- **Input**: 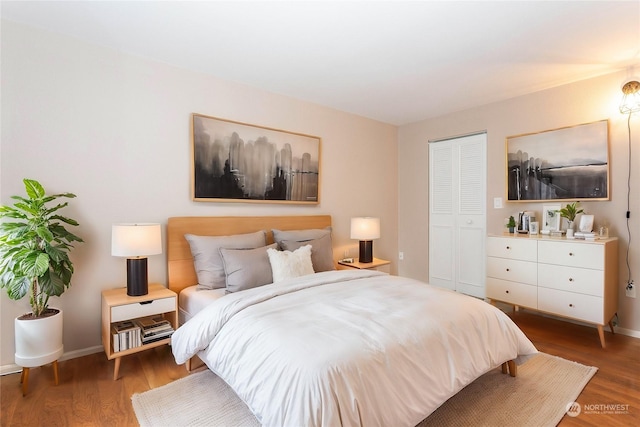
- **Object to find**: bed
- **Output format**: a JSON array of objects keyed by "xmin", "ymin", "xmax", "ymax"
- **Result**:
[{"xmin": 168, "ymin": 215, "xmax": 537, "ymax": 427}]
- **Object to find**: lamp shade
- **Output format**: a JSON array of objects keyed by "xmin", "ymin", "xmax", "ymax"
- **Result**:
[
  {"xmin": 112, "ymin": 223, "xmax": 162, "ymax": 257},
  {"xmin": 350, "ymin": 217, "xmax": 380, "ymax": 240},
  {"xmin": 620, "ymin": 80, "xmax": 640, "ymax": 114}
]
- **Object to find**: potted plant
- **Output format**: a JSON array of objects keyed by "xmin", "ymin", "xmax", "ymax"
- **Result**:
[
  {"xmin": 559, "ymin": 201, "xmax": 584, "ymax": 232},
  {"xmin": 506, "ymin": 216, "xmax": 516, "ymax": 233},
  {"xmin": 0, "ymin": 179, "xmax": 83, "ymax": 386}
]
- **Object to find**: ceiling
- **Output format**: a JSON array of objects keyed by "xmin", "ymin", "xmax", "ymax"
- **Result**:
[{"xmin": 2, "ymin": 1, "xmax": 639, "ymax": 125}]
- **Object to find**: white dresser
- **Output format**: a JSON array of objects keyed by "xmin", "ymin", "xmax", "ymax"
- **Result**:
[{"xmin": 487, "ymin": 234, "xmax": 618, "ymax": 348}]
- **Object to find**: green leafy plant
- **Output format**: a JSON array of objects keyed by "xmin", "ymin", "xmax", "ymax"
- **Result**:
[
  {"xmin": 506, "ymin": 216, "xmax": 516, "ymax": 228},
  {"xmin": 559, "ymin": 201, "xmax": 584, "ymax": 223},
  {"xmin": 0, "ymin": 179, "xmax": 83, "ymax": 317}
]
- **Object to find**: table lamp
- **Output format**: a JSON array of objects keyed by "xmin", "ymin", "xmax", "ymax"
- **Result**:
[
  {"xmin": 112, "ymin": 223, "xmax": 162, "ymax": 296},
  {"xmin": 350, "ymin": 217, "xmax": 380, "ymax": 263}
]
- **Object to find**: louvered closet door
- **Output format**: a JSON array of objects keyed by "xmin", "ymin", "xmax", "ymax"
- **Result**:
[{"xmin": 429, "ymin": 133, "xmax": 486, "ymax": 298}]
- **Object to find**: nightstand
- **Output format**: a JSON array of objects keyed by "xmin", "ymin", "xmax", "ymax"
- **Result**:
[
  {"xmin": 337, "ymin": 257, "xmax": 391, "ymax": 273},
  {"xmin": 101, "ymin": 283, "xmax": 177, "ymax": 380}
]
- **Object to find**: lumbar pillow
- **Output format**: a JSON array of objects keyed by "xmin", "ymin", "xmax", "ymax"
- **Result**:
[
  {"xmin": 267, "ymin": 245, "xmax": 314, "ymax": 283},
  {"xmin": 184, "ymin": 231, "xmax": 266, "ymax": 289},
  {"xmin": 272, "ymin": 227, "xmax": 332, "ymax": 246},
  {"xmin": 279, "ymin": 233, "xmax": 335, "ymax": 272},
  {"xmin": 219, "ymin": 244, "xmax": 277, "ymax": 293}
]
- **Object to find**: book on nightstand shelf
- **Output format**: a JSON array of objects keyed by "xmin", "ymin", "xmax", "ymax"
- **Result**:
[
  {"xmin": 111, "ymin": 315, "xmax": 175, "ymax": 352},
  {"xmin": 112, "ymin": 320, "xmax": 141, "ymax": 352},
  {"xmin": 134, "ymin": 315, "xmax": 175, "ymax": 344}
]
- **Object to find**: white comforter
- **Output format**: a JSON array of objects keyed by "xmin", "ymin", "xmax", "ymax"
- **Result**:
[{"xmin": 172, "ymin": 270, "xmax": 537, "ymax": 427}]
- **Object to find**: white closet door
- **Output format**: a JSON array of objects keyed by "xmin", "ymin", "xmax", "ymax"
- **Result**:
[{"xmin": 429, "ymin": 133, "xmax": 486, "ymax": 297}]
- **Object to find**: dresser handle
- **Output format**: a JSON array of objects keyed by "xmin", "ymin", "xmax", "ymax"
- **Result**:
[
  {"xmin": 505, "ymin": 290, "xmax": 509, "ymax": 294},
  {"xmin": 506, "ymin": 246, "xmax": 510, "ymax": 250},
  {"xmin": 569, "ymin": 278, "xmax": 574, "ymax": 282},
  {"xmin": 569, "ymin": 252, "xmax": 574, "ymax": 256},
  {"xmin": 569, "ymin": 303, "xmax": 574, "ymax": 307},
  {"xmin": 506, "ymin": 268, "xmax": 510, "ymax": 272}
]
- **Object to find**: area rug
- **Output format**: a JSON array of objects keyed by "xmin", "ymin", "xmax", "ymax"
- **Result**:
[{"xmin": 132, "ymin": 352, "xmax": 596, "ymax": 427}]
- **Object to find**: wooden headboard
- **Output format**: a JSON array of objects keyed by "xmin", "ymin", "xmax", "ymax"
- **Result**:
[{"xmin": 167, "ymin": 215, "xmax": 332, "ymax": 294}]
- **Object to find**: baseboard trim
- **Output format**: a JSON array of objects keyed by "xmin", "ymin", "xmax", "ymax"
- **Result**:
[{"xmin": 1, "ymin": 345, "xmax": 104, "ymax": 376}]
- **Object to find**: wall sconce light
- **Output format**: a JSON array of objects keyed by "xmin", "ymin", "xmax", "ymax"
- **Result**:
[
  {"xmin": 350, "ymin": 217, "xmax": 380, "ymax": 263},
  {"xmin": 619, "ymin": 79, "xmax": 637, "ymax": 295},
  {"xmin": 619, "ymin": 80, "xmax": 640, "ymax": 114},
  {"xmin": 112, "ymin": 223, "xmax": 162, "ymax": 296}
]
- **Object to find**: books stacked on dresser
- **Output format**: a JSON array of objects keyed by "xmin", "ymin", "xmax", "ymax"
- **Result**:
[
  {"xmin": 134, "ymin": 315, "xmax": 175, "ymax": 345},
  {"xmin": 111, "ymin": 320, "xmax": 141, "ymax": 353}
]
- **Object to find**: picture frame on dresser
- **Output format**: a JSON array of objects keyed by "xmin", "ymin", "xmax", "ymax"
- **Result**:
[
  {"xmin": 191, "ymin": 113, "xmax": 321, "ymax": 204},
  {"xmin": 542, "ymin": 204, "xmax": 561, "ymax": 231},
  {"xmin": 579, "ymin": 214, "xmax": 595, "ymax": 233}
]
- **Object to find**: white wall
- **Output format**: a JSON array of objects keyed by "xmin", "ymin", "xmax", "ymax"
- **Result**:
[
  {"xmin": 398, "ymin": 70, "xmax": 640, "ymax": 334},
  {"xmin": 0, "ymin": 21, "xmax": 398, "ymax": 369}
]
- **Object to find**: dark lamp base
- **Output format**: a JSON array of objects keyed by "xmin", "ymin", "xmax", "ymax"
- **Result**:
[
  {"xmin": 358, "ymin": 240, "xmax": 373, "ymax": 263},
  {"xmin": 126, "ymin": 258, "xmax": 149, "ymax": 296}
]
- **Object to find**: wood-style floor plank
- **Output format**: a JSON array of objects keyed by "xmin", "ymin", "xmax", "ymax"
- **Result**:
[{"xmin": 1, "ymin": 310, "xmax": 638, "ymax": 426}]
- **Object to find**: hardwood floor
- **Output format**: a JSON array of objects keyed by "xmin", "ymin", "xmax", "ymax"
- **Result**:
[{"xmin": 1, "ymin": 310, "xmax": 639, "ymax": 426}]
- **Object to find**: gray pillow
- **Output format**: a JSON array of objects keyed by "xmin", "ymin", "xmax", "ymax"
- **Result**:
[
  {"xmin": 272, "ymin": 227, "xmax": 332, "ymax": 244},
  {"xmin": 280, "ymin": 233, "xmax": 335, "ymax": 272},
  {"xmin": 220, "ymin": 244, "xmax": 278, "ymax": 292},
  {"xmin": 184, "ymin": 231, "xmax": 266, "ymax": 289}
]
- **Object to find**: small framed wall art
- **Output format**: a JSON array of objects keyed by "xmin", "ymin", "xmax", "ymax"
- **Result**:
[{"xmin": 191, "ymin": 113, "xmax": 321, "ymax": 204}]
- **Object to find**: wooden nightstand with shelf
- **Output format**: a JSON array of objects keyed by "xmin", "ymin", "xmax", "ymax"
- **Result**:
[
  {"xmin": 101, "ymin": 283, "xmax": 177, "ymax": 380},
  {"xmin": 337, "ymin": 257, "xmax": 391, "ymax": 273}
]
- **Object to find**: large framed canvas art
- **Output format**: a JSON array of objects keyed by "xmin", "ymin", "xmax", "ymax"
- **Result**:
[
  {"xmin": 506, "ymin": 120, "xmax": 609, "ymax": 202},
  {"xmin": 191, "ymin": 114, "xmax": 321, "ymax": 204}
]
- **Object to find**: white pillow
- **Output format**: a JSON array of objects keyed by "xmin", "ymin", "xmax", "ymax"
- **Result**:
[{"xmin": 267, "ymin": 245, "xmax": 315, "ymax": 283}]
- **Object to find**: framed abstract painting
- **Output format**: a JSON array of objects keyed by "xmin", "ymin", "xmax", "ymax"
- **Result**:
[
  {"xmin": 506, "ymin": 120, "xmax": 609, "ymax": 202},
  {"xmin": 191, "ymin": 114, "xmax": 321, "ymax": 204}
]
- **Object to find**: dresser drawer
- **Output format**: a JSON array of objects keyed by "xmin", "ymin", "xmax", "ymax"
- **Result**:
[
  {"xmin": 487, "ymin": 278, "xmax": 537, "ymax": 308},
  {"xmin": 538, "ymin": 287, "xmax": 603, "ymax": 324},
  {"xmin": 538, "ymin": 241, "xmax": 604, "ymax": 269},
  {"xmin": 111, "ymin": 296, "xmax": 176, "ymax": 322},
  {"xmin": 538, "ymin": 264, "xmax": 603, "ymax": 297},
  {"xmin": 487, "ymin": 257, "xmax": 537, "ymax": 285},
  {"xmin": 487, "ymin": 237, "xmax": 537, "ymax": 261}
]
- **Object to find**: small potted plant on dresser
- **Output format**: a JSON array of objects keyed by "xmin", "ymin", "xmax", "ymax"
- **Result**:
[
  {"xmin": 506, "ymin": 216, "xmax": 516, "ymax": 233},
  {"xmin": 559, "ymin": 201, "xmax": 584, "ymax": 238},
  {"xmin": 0, "ymin": 179, "xmax": 83, "ymax": 395}
]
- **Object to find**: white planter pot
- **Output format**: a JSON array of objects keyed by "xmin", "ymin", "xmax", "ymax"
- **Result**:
[{"xmin": 15, "ymin": 309, "xmax": 64, "ymax": 367}]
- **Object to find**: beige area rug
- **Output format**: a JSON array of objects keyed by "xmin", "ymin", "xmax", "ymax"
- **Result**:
[{"xmin": 132, "ymin": 353, "xmax": 596, "ymax": 427}]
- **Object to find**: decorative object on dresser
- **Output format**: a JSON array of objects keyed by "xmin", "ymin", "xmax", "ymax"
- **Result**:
[
  {"xmin": 529, "ymin": 221, "xmax": 539, "ymax": 235},
  {"xmin": 506, "ymin": 120, "xmax": 609, "ymax": 201},
  {"xmin": 101, "ymin": 284, "xmax": 177, "ymax": 380},
  {"xmin": 111, "ymin": 223, "xmax": 162, "ymax": 296},
  {"xmin": 541, "ymin": 204, "xmax": 561, "ymax": 233},
  {"xmin": 191, "ymin": 113, "xmax": 321, "ymax": 204},
  {"xmin": 486, "ymin": 234, "xmax": 618, "ymax": 347},
  {"xmin": 506, "ymin": 215, "xmax": 516, "ymax": 233},
  {"xmin": 559, "ymin": 201, "xmax": 584, "ymax": 238},
  {"xmin": 350, "ymin": 216, "xmax": 380, "ymax": 263},
  {"xmin": 0, "ymin": 178, "xmax": 84, "ymax": 396}
]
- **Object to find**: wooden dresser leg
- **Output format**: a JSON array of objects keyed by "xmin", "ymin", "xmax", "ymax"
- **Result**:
[
  {"xmin": 597, "ymin": 325, "xmax": 606, "ymax": 348},
  {"xmin": 53, "ymin": 360, "xmax": 59, "ymax": 386},
  {"xmin": 113, "ymin": 357, "xmax": 121, "ymax": 381},
  {"xmin": 501, "ymin": 362, "xmax": 508, "ymax": 374},
  {"xmin": 507, "ymin": 360, "xmax": 517, "ymax": 377},
  {"xmin": 21, "ymin": 368, "xmax": 29, "ymax": 396}
]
